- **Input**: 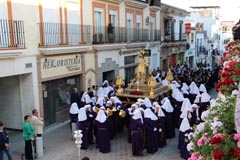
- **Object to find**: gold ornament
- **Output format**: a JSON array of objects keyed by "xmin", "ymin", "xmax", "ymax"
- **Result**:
[
  {"xmin": 116, "ymin": 74, "xmax": 124, "ymax": 95},
  {"xmin": 119, "ymin": 109, "xmax": 126, "ymax": 118},
  {"xmin": 148, "ymin": 75, "xmax": 156, "ymax": 97},
  {"xmin": 166, "ymin": 68, "xmax": 173, "ymax": 89}
]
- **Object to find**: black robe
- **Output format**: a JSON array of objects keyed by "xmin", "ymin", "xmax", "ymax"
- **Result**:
[
  {"xmin": 129, "ymin": 118, "xmax": 144, "ymax": 156},
  {"xmin": 144, "ymin": 118, "xmax": 159, "ymax": 153},
  {"xmin": 94, "ymin": 120, "xmax": 111, "ymax": 153},
  {"xmin": 78, "ymin": 120, "xmax": 89, "ymax": 149}
]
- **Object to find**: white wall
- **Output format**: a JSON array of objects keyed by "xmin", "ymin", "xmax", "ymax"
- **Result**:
[
  {"xmin": 82, "ymin": 0, "xmax": 92, "ymax": 25},
  {"xmin": 6, "ymin": 0, "xmax": 39, "ymax": 55},
  {"xmin": 98, "ymin": 50, "xmax": 119, "ymax": 68},
  {"xmin": 0, "ymin": 0, "xmax": 8, "ymax": 19}
]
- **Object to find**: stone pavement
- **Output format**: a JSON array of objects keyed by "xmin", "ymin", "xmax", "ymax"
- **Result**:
[
  {"xmin": 5, "ymin": 87, "xmax": 218, "ymax": 160},
  {"xmin": 8, "ymin": 122, "xmax": 183, "ymax": 160}
]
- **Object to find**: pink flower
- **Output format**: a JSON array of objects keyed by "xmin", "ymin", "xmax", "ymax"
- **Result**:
[
  {"xmin": 188, "ymin": 152, "xmax": 199, "ymax": 160},
  {"xmin": 197, "ymin": 136, "xmax": 208, "ymax": 147},
  {"xmin": 234, "ymin": 133, "xmax": 240, "ymax": 140}
]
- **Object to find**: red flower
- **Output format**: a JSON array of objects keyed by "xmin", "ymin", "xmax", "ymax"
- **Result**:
[
  {"xmin": 213, "ymin": 150, "xmax": 224, "ymax": 160},
  {"xmin": 233, "ymin": 148, "xmax": 240, "ymax": 158},
  {"xmin": 129, "ymin": 90, "xmax": 144, "ymax": 95},
  {"xmin": 228, "ymin": 61, "xmax": 236, "ymax": 68},
  {"xmin": 235, "ymin": 69, "xmax": 240, "ymax": 75},
  {"xmin": 223, "ymin": 77, "xmax": 234, "ymax": 85},
  {"xmin": 210, "ymin": 134, "xmax": 223, "ymax": 145}
]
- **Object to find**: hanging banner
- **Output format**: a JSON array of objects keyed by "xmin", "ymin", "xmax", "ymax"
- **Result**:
[{"xmin": 185, "ymin": 23, "xmax": 191, "ymax": 35}]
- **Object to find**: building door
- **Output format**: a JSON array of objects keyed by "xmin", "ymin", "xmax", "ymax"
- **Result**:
[
  {"xmin": 103, "ymin": 70, "xmax": 115, "ymax": 82},
  {"xmin": 162, "ymin": 59, "xmax": 168, "ymax": 72},
  {"xmin": 125, "ymin": 67, "xmax": 136, "ymax": 87},
  {"xmin": 43, "ymin": 82, "xmax": 56, "ymax": 126}
]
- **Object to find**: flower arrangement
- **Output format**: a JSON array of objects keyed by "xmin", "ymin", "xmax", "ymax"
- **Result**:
[
  {"xmin": 129, "ymin": 90, "xmax": 144, "ymax": 95},
  {"xmin": 187, "ymin": 96, "xmax": 238, "ymax": 160},
  {"xmin": 188, "ymin": 22, "xmax": 240, "ymax": 160},
  {"xmin": 216, "ymin": 40, "xmax": 240, "ymax": 95}
]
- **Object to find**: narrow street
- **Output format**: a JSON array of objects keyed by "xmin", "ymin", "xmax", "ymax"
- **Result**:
[{"xmin": 7, "ymin": 88, "xmax": 218, "ymax": 160}]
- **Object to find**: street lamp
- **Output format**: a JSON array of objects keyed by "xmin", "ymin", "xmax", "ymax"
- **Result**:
[{"xmin": 74, "ymin": 130, "xmax": 83, "ymax": 160}]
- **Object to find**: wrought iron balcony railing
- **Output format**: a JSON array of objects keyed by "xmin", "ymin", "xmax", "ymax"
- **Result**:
[
  {"xmin": 163, "ymin": 33, "xmax": 187, "ymax": 43},
  {"xmin": 38, "ymin": 22, "xmax": 161, "ymax": 46},
  {"xmin": 0, "ymin": 19, "xmax": 25, "ymax": 48}
]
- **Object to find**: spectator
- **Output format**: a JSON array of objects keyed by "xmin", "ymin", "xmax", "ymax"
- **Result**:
[
  {"xmin": 31, "ymin": 109, "xmax": 44, "ymax": 137},
  {"xmin": 0, "ymin": 122, "xmax": 13, "ymax": 160},
  {"xmin": 22, "ymin": 115, "xmax": 35, "ymax": 160}
]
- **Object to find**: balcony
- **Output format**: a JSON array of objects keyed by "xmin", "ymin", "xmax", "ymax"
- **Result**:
[
  {"xmin": 0, "ymin": 19, "xmax": 25, "ymax": 49},
  {"xmin": 38, "ymin": 22, "xmax": 161, "ymax": 47},
  {"xmin": 125, "ymin": 0, "xmax": 149, "ymax": 9},
  {"xmin": 163, "ymin": 33, "xmax": 187, "ymax": 42}
]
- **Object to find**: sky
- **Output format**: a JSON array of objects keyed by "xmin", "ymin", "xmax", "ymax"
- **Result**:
[{"xmin": 161, "ymin": 0, "xmax": 240, "ymax": 22}]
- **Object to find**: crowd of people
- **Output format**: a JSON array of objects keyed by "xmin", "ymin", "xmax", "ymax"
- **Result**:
[{"xmin": 68, "ymin": 62, "xmax": 220, "ymax": 159}]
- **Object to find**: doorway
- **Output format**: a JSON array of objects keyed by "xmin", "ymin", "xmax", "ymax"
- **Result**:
[{"xmin": 103, "ymin": 70, "xmax": 115, "ymax": 82}]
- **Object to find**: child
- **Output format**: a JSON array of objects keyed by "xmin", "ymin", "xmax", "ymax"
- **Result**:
[{"xmin": 0, "ymin": 121, "xmax": 13, "ymax": 160}]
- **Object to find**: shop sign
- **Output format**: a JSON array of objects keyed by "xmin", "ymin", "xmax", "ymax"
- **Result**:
[
  {"xmin": 41, "ymin": 54, "xmax": 81, "ymax": 79},
  {"xmin": 171, "ymin": 47, "xmax": 179, "ymax": 54},
  {"xmin": 143, "ymin": 49, "xmax": 151, "ymax": 57}
]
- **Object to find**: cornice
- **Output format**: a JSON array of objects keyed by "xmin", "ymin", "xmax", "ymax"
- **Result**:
[
  {"xmin": 96, "ymin": 0, "xmax": 124, "ymax": 4},
  {"xmin": 39, "ymin": 46, "xmax": 93, "ymax": 55},
  {"xmin": 149, "ymin": 5, "xmax": 160, "ymax": 12},
  {"xmin": 160, "ymin": 3, "xmax": 189, "ymax": 17},
  {"xmin": 0, "ymin": 50, "xmax": 23, "ymax": 59},
  {"xmin": 92, "ymin": 44, "xmax": 126, "ymax": 51}
]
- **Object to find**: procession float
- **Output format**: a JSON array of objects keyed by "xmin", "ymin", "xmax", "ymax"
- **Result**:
[{"xmin": 116, "ymin": 49, "xmax": 171, "ymax": 105}]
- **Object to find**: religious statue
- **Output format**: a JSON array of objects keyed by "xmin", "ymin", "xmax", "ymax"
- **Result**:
[
  {"xmin": 148, "ymin": 75, "xmax": 156, "ymax": 97},
  {"xmin": 136, "ymin": 49, "xmax": 148, "ymax": 84}
]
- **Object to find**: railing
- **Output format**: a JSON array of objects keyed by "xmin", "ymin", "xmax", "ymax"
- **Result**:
[
  {"xmin": 38, "ymin": 22, "xmax": 161, "ymax": 46},
  {"xmin": 0, "ymin": 19, "xmax": 25, "ymax": 48},
  {"xmin": 39, "ymin": 23, "xmax": 92, "ymax": 46},
  {"xmin": 163, "ymin": 32, "xmax": 187, "ymax": 42}
]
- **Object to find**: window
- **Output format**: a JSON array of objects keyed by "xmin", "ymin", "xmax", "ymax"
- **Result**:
[
  {"xmin": 150, "ymin": 16, "xmax": 155, "ymax": 41},
  {"xmin": 94, "ymin": 7, "xmax": 104, "ymax": 43},
  {"xmin": 179, "ymin": 21, "xmax": 183, "ymax": 40},
  {"xmin": 109, "ymin": 10, "xmax": 118, "ymax": 42},
  {"xmin": 191, "ymin": 33, "xmax": 194, "ymax": 43},
  {"xmin": 136, "ymin": 14, "xmax": 142, "ymax": 41},
  {"xmin": 126, "ymin": 13, "xmax": 133, "ymax": 42},
  {"xmin": 196, "ymin": 38, "xmax": 199, "ymax": 53}
]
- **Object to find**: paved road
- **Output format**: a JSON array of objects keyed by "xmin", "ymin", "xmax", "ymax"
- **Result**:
[{"xmin": 5, "ymin": 87, "xmax": 218, "ymax": 160}]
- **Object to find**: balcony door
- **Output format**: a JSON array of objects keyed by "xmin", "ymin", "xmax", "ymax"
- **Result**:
[
  {"xmin": 126, "ymin": 13, "xmax": 133, "ymax": 42},
  {"xmin": 94, "ymin": 7, "xmax": 104, "ymax": 43},
  {"xmin": 66, "ymin": 1, "xmax": 81, "ymax": 44},
  {"xmin": 109, "ymin": 10, "xmax": 118, "ymax": 42},
  {"xmin": 0, "ymin": 0, "xmax": 8, "ymax": 48},
  {"xmin": 42, "ymin": 0, "xmax": 60, "ymax": 45},
  {"xmin": 150, "ymin": 16, "xmax": 155, "ymax": 41},
  {"xmin": 136, "ymin": 14, "xmax": 142, "ymax": 41}
]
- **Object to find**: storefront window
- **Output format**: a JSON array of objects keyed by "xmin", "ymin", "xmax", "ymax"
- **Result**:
[{"xmin": 43, "ymin": 76, "xmax": 80, "ymax": 126}]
